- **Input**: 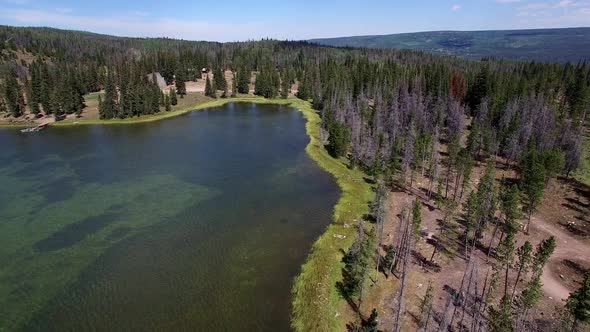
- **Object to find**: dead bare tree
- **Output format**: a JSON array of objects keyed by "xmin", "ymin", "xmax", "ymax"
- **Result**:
[{"xmin": 392, "ymin": 208, "xmax": 413, "ymax": 332}]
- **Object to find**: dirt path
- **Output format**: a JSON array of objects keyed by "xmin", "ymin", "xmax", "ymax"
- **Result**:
[{"xmin": 530, "ymin": 216, "xmax": 590, "ymax": 301}]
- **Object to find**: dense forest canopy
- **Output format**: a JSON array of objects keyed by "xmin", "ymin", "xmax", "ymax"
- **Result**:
[{"xmin": 0, "ymin": 25, "xmax": 589, "ymax": 179}]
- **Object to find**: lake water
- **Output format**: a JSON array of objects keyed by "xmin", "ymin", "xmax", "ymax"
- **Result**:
[{"xmin": 0, "ymin": 103, "xmax": 339, "ymax": 331}]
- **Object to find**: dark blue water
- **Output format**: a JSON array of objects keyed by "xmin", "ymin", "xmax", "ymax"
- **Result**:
[{"xmin": 0, "ymin": 103, "xmax": 339, "ymax": 331}]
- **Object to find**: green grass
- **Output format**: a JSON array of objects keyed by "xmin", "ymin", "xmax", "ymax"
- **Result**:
[
  {"xmin": 83, "ymin": 91, "xmax": 104, "ymax": 101},
  {"xmin": 289, "ymin": 99, "xmax": 374, "ymax": 332},
  {"xmin": 573, "ymin": 134, "xmax": 590, "ymax": 186},
  {"xmin": 2, "ymin": 94, "xmax": 374, "ymax": 332}
]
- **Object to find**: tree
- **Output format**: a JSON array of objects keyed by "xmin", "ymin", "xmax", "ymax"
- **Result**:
[
  {"xmin": 175, "ymin": 72, "xmax": 186, "ymax": 98},
  {"xmin": 231, "ymin": 72, "xmax": 237, "ymax": 97},
  {"xmin": 566, "ymin": 272, "xmax": 590, "ymax": 331},
  {"xmin": 542, "ymin": 150, "xmax": 565, "ymax": 183},
  {"xmin": 418, "ymin": 282, "xmax": 434, "ymax": 330},
  {"xmin": 214, "ymin": 67, "xmax": 226, "ymax": 92},
  {"xmin": 169, "ymin": 87, "xmax": 178, "ymax": 106},
  {"xmin": 412, "ymin": 199, "xmax": 422, "ymax": 237},
  {"xmin": 237, "ymin": 68, "xmax": 250, "ymax": 94},
  {"xmin": 328, "ymin": 121, "xmax": 350, "ymax": 158},
  {"xmin": 520, "ymin": 150, "xmax": 546, "ymax": 233},
  {"xmin": 165, "ymin": 94, "xmax": 171, "ymax": 112},
  {"xmin": 3, "ymin": 73, "xmax": 24, "ymax": 117},
  {"xmin": 340, "ymin": 225, "xmax": 374, "ymax": 306},
  {"xmin": 489, "ymin": 184, "xmax": 521, "ymax": 255},
  {"xmin": 99, "ymin": 72, "xmax": 117, "ymax": 119},
  {"xmin": 531, "ymin": 236, "xmax": 556, "ymax": 278},
  {"xmin": 205, "ymin": 76, "xmax": 215, "ymax": 98},
  {"xmin": 488, "ymin": 295, "xmax": 514, "ymax": 332},
  {"xmin": 519, "ymin": 274, "xmax": 542, "ymax": 321},
  {"xmin": 280, "ymin": 71, "xmax": 290, "ymax": 99},
  {"xmin": 361, "ymin": 309, "xmax": 379, "ymax": 332},
  {"xmin": 511, "ymin": 241, "xmax": 533, "ymax": 300}
]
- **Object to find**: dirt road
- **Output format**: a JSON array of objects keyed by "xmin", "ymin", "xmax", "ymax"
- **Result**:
[{"xmin": 531, "ymin": 216, "xmax": 590, "ymax": 301}]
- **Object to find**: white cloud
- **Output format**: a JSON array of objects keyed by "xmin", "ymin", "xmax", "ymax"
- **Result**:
[
  {"xmin": 515, "ymin": 0, "xmax": 590, "ymax": 26},
  {"xmin": 452, "ymin": 4, "xmax": 462, "ymax": 11}
]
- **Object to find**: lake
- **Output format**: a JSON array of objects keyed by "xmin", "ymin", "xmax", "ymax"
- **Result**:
[{"xmin": 0, "ymin": 103, "xmax": 339, "ymax": 331}]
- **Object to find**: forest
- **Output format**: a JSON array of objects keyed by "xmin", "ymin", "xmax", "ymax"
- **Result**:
[{"xmin": 1, "ymin": 25, "xmax": 590, "ymax": 332}]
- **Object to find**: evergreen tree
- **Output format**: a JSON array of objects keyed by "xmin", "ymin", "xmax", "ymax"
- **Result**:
[
  {"xmin": 511, "ymin": 241, "xmax": 533, "ymax": 300},
  {"xmin": 340, "ymin": 225, "xmax": 374, "ymax": 302},
  {"xmin": 214, "ymin": 67, "xmax": 226, "ymax": 92},
  {"xmin": 361, "ymin": 309, "xmax": 379, "ymax": 332},
  {"xmin": 418, "ymin": 282, "xmax": 435, "ymax": 329},
  {"xmin": 520, "ymin": 274, "xmax": 542, "ymax": 317},
  {"xmin": 328, "ymin": 121, "xmax": 351, "ymax": 158},
  {"xmin": 531, "ymin": 236, "xmax": 556, "ymax": 278},
  {"xmin": 280, "ymin": 71, "xmax": 290, "ymax": 99},
  {"xmin": 175, "ymin": 69, "xmax": 186, "ymax": 98},
  {"xmin": 488, "ymin": 295, "xmax": 514, "ymax": 332},
  {"xmin": 237, "ymin": 68, "xmax": 250, "ymax": 94},
  {"xmin": 412, "ymin": 199, "xmax": 422, "ymax": 237},
  {"xmin": 3, "ymin": 73, "xmax": 24, "ymax": 117},
  {"xmin": 165, "ymin": 94, "xmax": 171, "ymax": 112},
  {"xmin": 205, "ymin": 76, "xmax": 215, "ymax": 98},
  {"xmin": 566, "ymin": 272, "xmax": 590, "ymax": 331},
  {"xmin": 99, "ymin": 71, "xmax": 117, "ymax": 119},
  {"xmin": 169, "ymin": 87, "xmax": 177, "ymax": 106},
  {"xmin": 520, "ymin": 150, "xmax": 546, "ymax": 233},
  {"xmin": 231, "ymin": 72, "xmax": 237, "ymax": 97}
]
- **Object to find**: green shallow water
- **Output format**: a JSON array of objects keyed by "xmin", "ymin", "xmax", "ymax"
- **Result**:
[{"xmin": 0, "ymin": 103, "xmax": 339, "ymax": 332}]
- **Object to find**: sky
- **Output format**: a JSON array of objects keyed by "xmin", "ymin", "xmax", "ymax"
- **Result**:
[{"xmin": 0, "ymin": 0, "xmax": 589, "ymax": 41}]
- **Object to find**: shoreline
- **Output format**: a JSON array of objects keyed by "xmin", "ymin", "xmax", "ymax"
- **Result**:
[{"xmin": 1, "ymin": 95, "xmax": 374, "ymax": 332}]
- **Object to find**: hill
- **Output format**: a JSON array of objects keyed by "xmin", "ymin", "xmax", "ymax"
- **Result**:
[{"xmin": 310, "ymin": 28, "xmax": 590, "ymax": 63}]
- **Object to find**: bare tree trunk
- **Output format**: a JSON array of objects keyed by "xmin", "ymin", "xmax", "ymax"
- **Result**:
[
  {"xmin": 511, "ymin": 265, "xmax": 525, "ymax": 301},
  {"xmin": 439, "ymin": 295, "xmax": 453, "ymax": 332},
  {"xmin": 487, "ymin": 219, "xmax": 500, "ymax": 258},
  {"xmin": 392, "ymin": 209, "xmax": 413, "ymax": 332}
]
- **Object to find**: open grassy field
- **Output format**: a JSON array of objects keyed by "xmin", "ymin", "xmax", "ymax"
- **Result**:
[{"xmin": 573, "ymin": 131, "xmax": 590, "ymax": 187}]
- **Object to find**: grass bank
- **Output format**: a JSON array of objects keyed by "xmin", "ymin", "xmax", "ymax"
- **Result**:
[
  {"xmin": 573, "ymin": 132, "xmax": 590, "ymax": 186},
  {"xmin": 289, "ymin": 99, "xmax": 374, "ymax": 332},
  {"xmin": 3, "ymin": 94, "xmax": 374, "ymax": 331}
]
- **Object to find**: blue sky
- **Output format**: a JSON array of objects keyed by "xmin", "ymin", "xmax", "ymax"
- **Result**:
[{"xmin": 0, "ymin": 0, "xmax": 589, "ymax": 41}]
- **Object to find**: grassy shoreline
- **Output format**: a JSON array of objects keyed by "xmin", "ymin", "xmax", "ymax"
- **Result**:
[{"xmin": 2, "ymin": 95, "xmax": 374, "ymax": 332}]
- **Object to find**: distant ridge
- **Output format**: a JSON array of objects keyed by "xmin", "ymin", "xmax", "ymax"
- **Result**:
[{"xmin": 310, "ymin": 28, "xmax": 590, "ymax": 63}]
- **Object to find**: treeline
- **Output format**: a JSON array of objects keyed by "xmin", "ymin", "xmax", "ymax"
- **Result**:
[{"xmin": 0, "ymin": 25, "xmax": 588, "ymax": 179}]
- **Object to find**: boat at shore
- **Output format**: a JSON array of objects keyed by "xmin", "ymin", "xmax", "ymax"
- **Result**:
[{"xmin": 20, "ymin": 123, "xmax": 48, "ymax": 133}]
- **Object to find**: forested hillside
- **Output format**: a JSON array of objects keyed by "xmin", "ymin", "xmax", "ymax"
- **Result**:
[
  {"xmin": 1, "ymin": 25, "xmax": 590, "ymax": 331},
  {"xmin": 311, "ymin": 28, "xmax": 590, "ymax": 63}
]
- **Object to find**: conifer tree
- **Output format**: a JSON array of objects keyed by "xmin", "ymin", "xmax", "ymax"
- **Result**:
[
  {"xmin": 531, "ymin": 236, "xmax": 556, "ymax": 279},
  {"xmin": 3, "ymin": 73, "xmax": 24, "ymax": 117},
  {"xmin": 169, "ymin": 87, "xmax": 177, "ymax": 106},
  {"xmin": 412, "ymin": 199, "xmax": 422, "ymax": 237},
  {"xmin": 511, "ymin": 241, "xmax": 533, "ymax": 300},
  {"xmin": 488, "ymin": 295, "xmax": 514, "ymax": 332},
  {"xmin": 361, "ymin": 309, "xmax": 379, "ymax": 332},
  {"xmin": 520, "ymin": 150, "xmax": 546, "ymax": 233},
  {"xmin": 519, "ymin": 274, "xmax": 542, "ymax": 320},
  {"xmin": 175, "ymin": 70, "xmax": 186, "ymax": 98},
  {"xmin": 214, "ymin": 67, "xmax": 226, "ymax": 92},
  {"xmin": 165, "ymin": 94, "xmax": 171, "ymax": 112},
  {"xmin": 237, "ymin": 68, "xmax": 250, "ymax": 94},
  {"xmin": 418, "ymin": 282, "xmax": 434, "ymax": 329},
  {"xmin": 231, "ymin": 72, "xmax": 237, "ymax": 97},
  {"xmin": 328, "ymin": 121, "xmax": 350, "ymax": 158},
  {"xmin": 99, "ymin": 71, "xmax": 117, "ymax": 119},
  {"xmin": 566, "ymin": 272, "xmax": 590, "ymax": 331},
  {"xmin": 205, "ymin": 76, "xmax": 215, "ymax": 98}
]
